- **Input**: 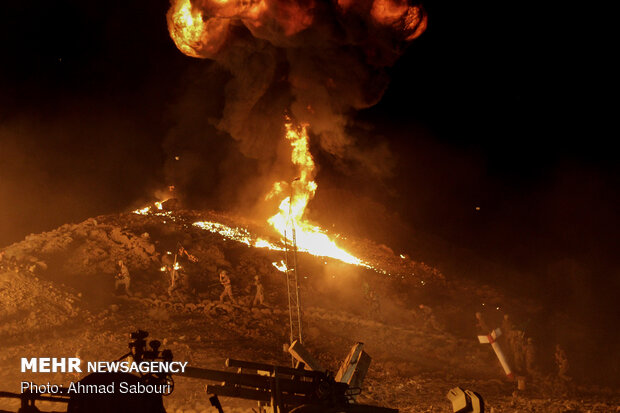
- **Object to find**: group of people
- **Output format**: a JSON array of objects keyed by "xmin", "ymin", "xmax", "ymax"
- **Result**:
[
  {"xmin": 113, "ymin": 246, "xmax": 266, "ymax": 308},
  {"xmin": 500, "ymin": 314, "xmax": 538, "ymax": 377},
  {"xmin": 217, "ymin": 269, "xmax": 265, "ymax": 307},
  {"xmin": 162, "ymin": 245, "xmax": 197, "ymax": 297},
  {"xmin": 477, "ymin": 313, "xmax": 571, "ymax": 382},
  {"xmin": 114, "ymin": 259, "xmax": 131, "ymax": 295}
]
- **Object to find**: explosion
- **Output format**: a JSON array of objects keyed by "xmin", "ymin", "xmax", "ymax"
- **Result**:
[
  {"xmin": 168, "ymin": 0, "xmax": 426, "ymax": 57},
  {"xmin": 166, "ymin": 0, "xmax": 427, "ymax": 161},
  {"xmin": 167, "ymin": 0, "xmax": 230, "ymax": 58}
]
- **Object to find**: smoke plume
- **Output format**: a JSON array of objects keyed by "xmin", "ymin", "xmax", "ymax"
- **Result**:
[{"xmin": 166, "ymin": 0, "xmax": 426, "ymax": 166}]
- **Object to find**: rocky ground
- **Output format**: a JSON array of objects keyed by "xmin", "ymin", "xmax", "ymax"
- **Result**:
[{"xmin": 0, "ymin": 207, "xmax": 618, "ymax": 412}]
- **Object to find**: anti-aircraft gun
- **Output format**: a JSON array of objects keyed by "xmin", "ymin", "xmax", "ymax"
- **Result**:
[{"xmin": 180, "ymin": 340, "xmax": 395, "ymax": 413}]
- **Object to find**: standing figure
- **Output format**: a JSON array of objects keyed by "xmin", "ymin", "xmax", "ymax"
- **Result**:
[
  {"xmin": 362, "ymin": 282, "xmax": 381, "ymax": 318},
  {"xmin": 163, "ymin": 244, "xmax": 195, "ymax": 297},
  {"xmin": 419, "ymin": 304, "xmax": 441, "ymax": 330},
  {"xmin": 252, "ymin": 275, "xmax": 265, "ymax": 307},
  {"xmin": 475, "ymin": 312, "xmax": 490, "ymax": 333},
  {"xmin": 525, "ymin": 337, "xmax": 537, "ymax": 376},
  {"xmin": 161, "ymin": 252, "xmax": 178, "ymax": 296},
  {"xmin": 115, "ymin": 260, "xmax": 131, "ymax": 295},
  {"xmin": 219, "ymin": 270, "xmax": 236, "ymax": 304},
  {"xmin": 511, "ymin": 330, "xmax": 526, "ymax": 373},
  {"xmin": 369, "ymin": 290, "xmax": 381, "ymax": 318},
  {"xmin": 555, "ymin": 344, "xmax": 570, "ymax": 381},
  {"xmin": 501, "ymin": 314, "xmax": 515, "ymax": 365},
  {"xmin": 168, "ymin": 266, "xmax": 179, "ymax": 296},
  {"xmin": 501, "ymin": 314, "xmax": 514, "ymax": 340}
]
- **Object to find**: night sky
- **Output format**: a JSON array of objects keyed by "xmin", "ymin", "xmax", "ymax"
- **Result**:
[{"xmin": 1, "ymin": 0, "xmax": 617, "ymax": 347}]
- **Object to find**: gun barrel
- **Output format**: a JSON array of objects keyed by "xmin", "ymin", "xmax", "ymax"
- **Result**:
[
  {"xmin": 206, "ymin": 384, "xmax": 310, "ymax": 405},
  {"xmin": 0, "ymin": 391, "xmax": 70, "ymax": 404},
  {"xmin": 225, "ymin": 358, "xmax": 321, "ymax": 378},
  {"xmin": 179, "ymin": 367, "xmax": 317, "ymax": 395}
]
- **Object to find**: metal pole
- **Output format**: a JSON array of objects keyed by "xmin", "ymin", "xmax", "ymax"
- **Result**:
[
  {"xmin": 273, "ymin": 366, "xmax": 282, "ymax": 413},
  {"xmin": 289, "ymin": 181, "xmax": 303, "ymax": 343},
  {"xmin": 284, "ymin": 231, "xmax": 294, "ymax": 346},
  {"xmin": 292, "ymin": 227, "xmax": 302, "ymax": 344}
]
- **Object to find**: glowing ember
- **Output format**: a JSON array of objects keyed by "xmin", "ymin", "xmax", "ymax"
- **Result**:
[
  {"xmin": 193, "ymin": 221, "xmax": 251, "ymax": 245},
  {"xmin": 134, "ymin": 206, "xmax": 151, "ymax": 216},
  {"xmin": 192, "ymin": 221, "xmax": 283, "ymax": 250},
  {"xmin": 255, "ymin": 238, "xmax": 281, "ymax": 249},
  {"xmin": 132, "ymin": 200, "xmax": 177, "ymax": 221}
]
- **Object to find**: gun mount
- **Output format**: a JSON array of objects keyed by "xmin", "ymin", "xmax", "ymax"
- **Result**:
[
  {"xmin": 181, "ymin": 363, "xmax": 396, "ymax": 413},
  {"xmin": 178, "ymin": 346, "xmax": 396, "ymax": 413}
]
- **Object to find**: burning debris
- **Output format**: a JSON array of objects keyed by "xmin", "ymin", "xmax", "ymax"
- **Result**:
[
  {"xmin": 193, "ymin": 220, "xmax": 281, "ymax": 250},
  {"xmin": 134, "ymin": 197, "xmax": 441, "ymax": 280}
]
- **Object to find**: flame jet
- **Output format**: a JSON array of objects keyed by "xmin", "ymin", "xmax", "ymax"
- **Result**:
[{"xmin": 266, "ymin": 118, "xmax": 367, "ymax": 266}]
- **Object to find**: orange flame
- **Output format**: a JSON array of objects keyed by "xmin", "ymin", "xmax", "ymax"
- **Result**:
[
  {"xmin": 370, "ymin": 0, "xmax": 427, "ymax": 40},
  {"xmin": 168, "ymin": 0, "xmax": 425, "ymax": 59},
  {"xmin": 167, "ymin": 0, "xmax": 230, "ymax": 58},
  {"xmin": 371, "ymin": 0, "xmax": 409, "ymax": 25},
  {"xmin": 266, "ymin": 118, "xmax": 367, "ymax": 266}
]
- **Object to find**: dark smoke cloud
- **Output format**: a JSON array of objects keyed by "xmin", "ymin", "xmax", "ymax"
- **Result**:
[{"xmin": 167, "ymin": 0, "xmax": 426, "ymax": 175}]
